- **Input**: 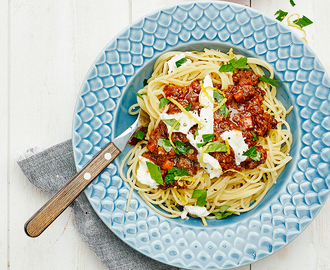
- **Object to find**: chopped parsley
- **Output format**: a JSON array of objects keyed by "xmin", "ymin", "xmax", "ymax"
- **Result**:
[
  {"xmin": 175, "ymin": 57, "xmax": 188, "ymax": 68},
  {"xmin": 157, "ymin": 138, "xmax": 172, "ymax": 152},
  {"xmin": 219, "ymin": 63, "xmax": 234, "ymax": 73},
  {"xmin": 185, "ymin": 103, "xmax": 191, "ymax": 111},
  {"xmin": 229, "ymin": 57, "xmax": 250, "ymax": 70},
  {"xmin": 143, "ymin": 79, "xmax": 148, "ymax": 86},
  {"xmin": 205, "ymin": 141, "xmax": 227, "ymax": 153},
  {"xmin": 219, "ymin": 57, "xmax": 250, "ymax": 72},
  {"xmin": 274, "ymin": 9, "xmax": 288, "ymax": 22},
  {"xmin": 290, "ymin": 0, "xmax": 296, "ymax": 7},
  {"xmin": 243, "ymin": 146, "xmax": 261, "ymax": 161},
  {"xmin": 165, "ymin": 167, "xmax": 189, "ymax": 184},
  {"xmin": 218, "ymin": 104, "xmax": 230, "ymax": 118},
  {"xmin": 259, "ymin": 75, "xmax": 287, "ymax": 87},
  {"xmin": 192, "ymin": 190, "xmax": 207, "ymax": 207},
  {"xmin": 213, "ymin": 91, "xmax": 229, "ymax": 117},
  {"xmin": 136, "ymin": 92, "xmax": 147, "ymax": 99},
  {"xmin": 133, "ymin": 130, "xmax": 145, "ymax": 140},
  {"xmin": 213, "ymin": 90, "xmax": 224, "ymax": 103},
  {"xmin": 293, "ymin": 15, "xmax": 313, "ymax": 28},
  {"xmin": 214, "ymin": 205, "xmax": 234, "ymax": 219},
  {"xmin": 174, "ymin": 140, "xmax": 191, "ymax": 155},
  {"xmin": 162, "ymin": 118, "xmax": 180, "ymax": 131},
  {"xmin": 194, "ymin": 127, "xmax": 199, "ymax": 136},
  {"xmin": 251, "ymin": 131, "xmax": 257, "ymax": 142},
  {"xmin": 197, "ymin": 134, "xmax": 214, "ymax": 148},
  {"xmin": 146, "ymin": 162, "xmax": 164, "ymax": 186},
  {"xmin": 159, "ymin": 97, "xmax": 171, "ymax": 109}
]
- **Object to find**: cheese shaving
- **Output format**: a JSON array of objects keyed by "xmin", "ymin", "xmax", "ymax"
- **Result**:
[{"xmin": 167, "ymin": 97, "xmax": 202, "ymax": 126}]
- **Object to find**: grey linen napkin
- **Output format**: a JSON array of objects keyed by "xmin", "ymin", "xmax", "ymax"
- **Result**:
[{"xmin": 18, "ymin": 139, "xmax": 181, "ymax": 270}]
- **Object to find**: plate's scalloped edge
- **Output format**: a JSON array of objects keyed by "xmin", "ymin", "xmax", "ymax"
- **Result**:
[{"xmin": 72, "ymin": 2, "xmax": 330, "ymax": 269}]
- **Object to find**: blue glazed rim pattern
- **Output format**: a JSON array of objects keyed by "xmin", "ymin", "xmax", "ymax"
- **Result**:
[{"xmin": 72, "ymin": 2, "xmax": 330, "ymax": 269}]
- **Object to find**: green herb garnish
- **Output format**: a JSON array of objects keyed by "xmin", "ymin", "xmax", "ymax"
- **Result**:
[
  {"xmin": 136, "ymin": 92, "xmax": 147, "ymax": 99},
  {"xmin": 213, "ymin": 90, "xmax": 224, "ymax": 103},
  {"xmin": 293, "ymin": 15, "xmax": 313, "ymax": 28},
  {"xmin": 165, "ymin": 167, "xmax": 189, "ymax": 184},
  {"xmin": 175, "ymin": 57, "xmax": 188, "ymax": 68},
  {"xmin": 259, "ymin": 75, "xmax": 287, "ymax": 87},
  {"xmin": 163, "ymin": 119, "xmax": 180, "ymax": 131},
  {"xmin": 159, "ymin": 97, "xmax": 171, "ymax": 109},
  {"xmin": 274, "ymin": 9, "xmax": 288, "ymax": 22},
  {"xmin": 194, "ymin": 127, "xmax": 199, "ymax": 136},
  {"xmin": 243, "ymin": 146, "xmax": 261, "ymax": 161},
  {"xmin": 219, "ymin": 57, "xmax": 250, "ymax": 72},
  {"xmin": 192, "ymin": 190, "xmax": 207, "ymax": 207},
  {"xmin": 196, "ymin": 134, "xmax": 215, "ymax": 148},
  {"xmin": 133, "ymin": 130, "xmax": 145, "ymax": 140},
  {"xmin": 185, "ymin": 103, "xmax": 191, "ymax": 111},
  {"xmin": 143, "ymin": 79, "xmax": 148, "ymax": 86},
  {"xmin": 146, "ymin": 162, "xmax": 164, "ymax": 186},
  {"xmin": 251, "ymin": 131, "xmax": 257, "ymax": 142},
  {"xmin": 213, "ymin": 205, "xmax": 233, "ymax": 219},
  {"xmin": 157, "ymin": 138, "xmax": 172, "ymax": 152},
  {"xmin": 218, "ymin": 104, "xmax": 230, "ymax": 118},
  {"xmin": 219, "ymin": 64, "xmax": 234, "ymax": 73},
  {"xmin": 174, "ymin": 140, "xmax": 191, "ymax": 155},
  {"xmin": 229, "ymin": 57, "xmax": 250, "ymax": 70},
  {"xmin": 205, "ymin": 141, "xmax": 227, "ymax": 153},
  {"xmin": 290, "ymin": 0, "xmax": 296, "ymax": 7}
]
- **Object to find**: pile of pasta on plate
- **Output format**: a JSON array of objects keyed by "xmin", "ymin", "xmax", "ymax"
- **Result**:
[{"xmin": 120, "ymin": 49, "xmax": 292, "ymax": 226}]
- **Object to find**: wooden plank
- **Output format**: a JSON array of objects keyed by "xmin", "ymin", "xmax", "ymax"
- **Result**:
[
  {"xmin": 132, "ymin": 0, "xmax": 250, "ymax": 21},
  {"xmin": 0, "ymin": 0, "xmax": 9, "ymax": 268},
  {"xmin": 251, "ymin": 0, "xmax": 330, "ymax": 269},
  {"xmin": 9, "ymin": 0, "xmax": 129, "ymax": 269}
]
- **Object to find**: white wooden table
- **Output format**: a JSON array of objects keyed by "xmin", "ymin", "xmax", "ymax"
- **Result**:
[{"xmin": 2, "ymin": 0, "xmax": 330, "ymax": 269}]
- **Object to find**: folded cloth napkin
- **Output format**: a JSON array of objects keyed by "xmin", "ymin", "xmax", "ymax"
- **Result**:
[{"xmin": 18, "ymin": 139, "xmax": 181, "ymax": 270}]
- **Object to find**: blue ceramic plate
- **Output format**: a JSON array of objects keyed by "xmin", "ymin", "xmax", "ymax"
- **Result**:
[{"xmin": 72, "ymin": 2, "xmax": 330, "ymax": 269}]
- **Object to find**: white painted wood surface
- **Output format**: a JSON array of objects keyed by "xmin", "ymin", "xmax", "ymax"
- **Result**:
[{"xmin": 2, "ymin": 0, "xmax": 329, "ymax": 269}]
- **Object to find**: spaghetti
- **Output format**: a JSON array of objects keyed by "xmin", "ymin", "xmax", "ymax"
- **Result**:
[{"xmin": 119, "ymin": 49, "xmax": 292, "ymax": 224}]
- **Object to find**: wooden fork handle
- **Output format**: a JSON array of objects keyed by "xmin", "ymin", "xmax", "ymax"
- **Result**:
[{"xmin": 24, "ymin": 142, "xmax": 121, "ymax": 237}]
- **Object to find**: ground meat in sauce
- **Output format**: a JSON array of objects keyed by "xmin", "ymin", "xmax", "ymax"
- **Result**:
[{"xmin": 133, "ymin": 70, "xmax": 277, "ymax": 188}]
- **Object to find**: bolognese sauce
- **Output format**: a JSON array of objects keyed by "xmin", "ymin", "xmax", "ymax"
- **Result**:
[{"xmin": 136, "ymin": 70, "xmax": 278, "ymax": 188}]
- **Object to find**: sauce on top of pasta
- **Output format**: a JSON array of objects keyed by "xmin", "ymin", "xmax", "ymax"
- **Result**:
[{"xmin": 136, "ymin": 70, "xmax": 278, "ymax": 189}]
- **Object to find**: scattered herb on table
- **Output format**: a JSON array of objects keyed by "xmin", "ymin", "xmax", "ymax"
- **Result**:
[
  {"xmin": 293, "ymin": 15, "xmax": 313, "ymax": 28},
  {"xmin": 274, "ymin": 9, "xmax": 288, "ymax": 22}
]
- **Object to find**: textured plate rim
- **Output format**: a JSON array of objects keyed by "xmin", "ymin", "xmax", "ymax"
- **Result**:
[{"xmin": 72, "ymin": 1, "xmax": 330, "ymax": 269}]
